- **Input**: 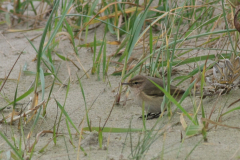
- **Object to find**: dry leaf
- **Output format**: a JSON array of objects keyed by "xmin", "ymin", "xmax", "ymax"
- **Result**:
[{"xmin": 180, "ymin": 113, "xmax": 187, "ymax": 130}]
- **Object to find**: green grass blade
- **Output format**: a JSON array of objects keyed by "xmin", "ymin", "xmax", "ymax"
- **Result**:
[
  {"xmin": 0, "ymin": 131, "xmax": 24, "ymax": 160},
  {"xmin": 221, "ymin": 106, "xmax": 240, "ymax": 117},
  {"xmin": 55, "ymin": 99, "xmax": 80, "ymax": 134},
  {"xmin": 148, "ymin": 79, "xmax": 196, "ymax": 125},
  {"xmin": 83, "ymin": 127, "xmax": 144, "ymax": 133},
  {"xmin": 0, "ymin": 84, "xmax": 37, "ymax": 111},
  {"xmin": 102, "ymin": 39, "xmax": 107, "ymax": 81},
  {"xmin": 76, "ymin": 74, "xmax": 91, "ymax": 131},
  {"xmin": 39, "ymin": 67, "xmax": 45, "ymax": 100}
]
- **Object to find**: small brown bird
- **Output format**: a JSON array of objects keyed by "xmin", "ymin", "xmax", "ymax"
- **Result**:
[{"xmin": 122, "ymin": 75, "xmax": 186, "ymax": 119}]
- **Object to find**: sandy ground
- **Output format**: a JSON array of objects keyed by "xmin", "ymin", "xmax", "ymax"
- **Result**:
[{"xmin": 1, "ymin": 18, "xmax": 240, "ymax": 160}]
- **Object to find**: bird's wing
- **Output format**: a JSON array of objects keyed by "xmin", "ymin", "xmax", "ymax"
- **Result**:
[
  {"xmin": 169, "ymin": 85, "xmax": 185, "ymax": 95},
  {"xmin": 143, "ymin": 85, "xmax": 165, "ymax": 97},
  {"xmin": 145, "ymin": 77, "xmax": 185, "ymax": 96},
  {"xmin": 143, "ymin": 77, "xmax": 165, "ymax": 97}
]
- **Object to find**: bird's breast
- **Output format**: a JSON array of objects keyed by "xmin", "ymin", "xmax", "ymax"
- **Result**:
[{"xmin": 130, "ymin": 89, "xmax": 163, "ymax": 113}]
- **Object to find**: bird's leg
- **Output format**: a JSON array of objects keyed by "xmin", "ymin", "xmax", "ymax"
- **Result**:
[
  {"xmin": 138, "ymin": 112, "xmax": 161, "ymax": 120},
  {"xmin": 138, "ymin": 113, "xmax": 151, "ymax": 119},
  {"xmin": 146, "ymin": 112, "xmax": 161, "ymax": 120}
]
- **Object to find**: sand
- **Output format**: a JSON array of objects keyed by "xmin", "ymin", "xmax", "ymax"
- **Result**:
[{"xmin": 1, "ymin": 16, "xmax": 240, "ymax": 160}]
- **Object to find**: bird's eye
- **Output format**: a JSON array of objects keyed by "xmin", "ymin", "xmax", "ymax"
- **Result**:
[{"xmin": 133, "ymin": 82, "xmax": 139, "ymax": 85}]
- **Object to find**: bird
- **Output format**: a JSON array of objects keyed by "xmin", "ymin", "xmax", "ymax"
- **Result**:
[{"xmin": 122, "ymin": 75, "xmax": 189, "ymax": 119}]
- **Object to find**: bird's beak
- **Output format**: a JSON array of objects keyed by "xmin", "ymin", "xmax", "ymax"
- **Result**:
[{"xmin": 121, "ymin": 82, "xmax": 131, "ymax": 85}]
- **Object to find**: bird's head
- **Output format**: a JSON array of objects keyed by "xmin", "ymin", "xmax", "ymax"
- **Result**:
[{"xmin": 122, "ymin": 75, "xmax": 146, "ymax": 89}]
